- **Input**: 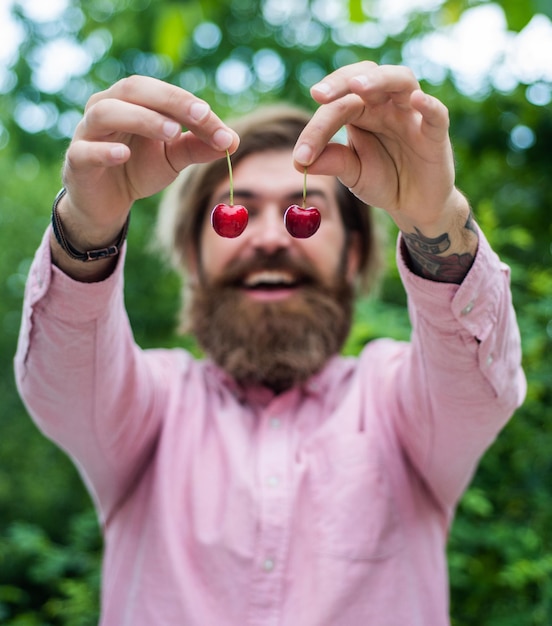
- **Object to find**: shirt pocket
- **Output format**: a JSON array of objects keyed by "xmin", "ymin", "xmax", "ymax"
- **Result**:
[{"xmin": 310, "ymin": 433, "xmax": 404, "ymax": 561}]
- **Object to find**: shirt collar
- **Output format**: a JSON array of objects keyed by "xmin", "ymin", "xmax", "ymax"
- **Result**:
[{"xmin": 204, "ymin": 354, "xmax": 355, "ymax": 408}]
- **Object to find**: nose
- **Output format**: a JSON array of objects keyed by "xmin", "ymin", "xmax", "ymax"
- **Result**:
[{"xmin": 248, "ymin": 204, "xmax": 291, "ymax": 255}]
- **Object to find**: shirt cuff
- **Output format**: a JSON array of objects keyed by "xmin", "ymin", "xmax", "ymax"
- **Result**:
[{"xmin": 396, "ymin": 225, "xmax": 509, "ymax": 340}]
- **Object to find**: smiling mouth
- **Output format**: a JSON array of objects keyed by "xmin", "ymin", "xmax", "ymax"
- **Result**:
[{"xmin": 241, "ymin": 270, "xmax": 301, "ymax": 292}]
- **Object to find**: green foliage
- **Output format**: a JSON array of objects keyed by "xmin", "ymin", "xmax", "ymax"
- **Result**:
[
  {"xmin": 1, "ymin": 0, "xmax": 551, "ymax": 624},
  {"xmin": 0, "ymin": 511, "xmax": 101, "ymax": 625}
]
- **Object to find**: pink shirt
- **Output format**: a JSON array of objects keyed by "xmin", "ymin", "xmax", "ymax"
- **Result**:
[{"xmin": 15, "ymin": 227, "xmax": 525, "ymax": 626}]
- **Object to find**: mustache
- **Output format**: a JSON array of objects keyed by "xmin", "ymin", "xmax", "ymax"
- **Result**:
[{"xmin": 207, "ymin": 249, "xmax": 322, "ymax": 288}]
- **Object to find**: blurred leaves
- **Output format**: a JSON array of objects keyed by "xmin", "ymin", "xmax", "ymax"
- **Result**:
[
  {"xmin": 152, "ymin": 2, "xmax": 205, "ymax": 62},
  {"xmin": 349, "ymin": 0, "xmax": 366, "ymax": 23},
  {"xmin": 0, "ymin": 512, "xmax": 101, "ymax": 625},
  {"xmin": 0, "ymin": 0, "xmax": 551, "ymax": 624},
  {"xmin": 442, "ymin": 0, "xmax": 552, "ymax": 29}
]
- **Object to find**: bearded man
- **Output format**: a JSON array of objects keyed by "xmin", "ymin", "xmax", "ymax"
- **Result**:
[
  {"xmin": 15, "ymin": 62, "xmax": 525, "ymax": 626},
  {"xmin": 158, "ymin": 104, "xmax": 381, "ymax": 393}
]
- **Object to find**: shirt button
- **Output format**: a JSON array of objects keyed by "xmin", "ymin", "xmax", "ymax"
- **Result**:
[
  {"xmin": 266, "ymin": 475, "xmax": 280, "ymax": 487},
  {"xmin": 486, "ymin": 354, "xmax": 494, "ymax": 367},
  {"xmin": 461, "ymin": 300, "xmax": 475, "ymax": 315},
  {"xmin": 263, "ymin": 558, "xmax": 275, "ymax": 572},
  {"xmin": 270, "ymin": 418, "xmax": 281, "ymax": 429}
]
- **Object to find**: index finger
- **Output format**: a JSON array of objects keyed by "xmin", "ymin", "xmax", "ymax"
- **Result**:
[
  {"xmin": 293, "ymin": 94, "xmax": 364, "ymax": 167},
  {"xmin": 310, "ymin": 62, "xmax": 420, "ymax": 107},
  {"xmin": 89, "ymin": 75, "xmax": 238, "ymax": 151}
]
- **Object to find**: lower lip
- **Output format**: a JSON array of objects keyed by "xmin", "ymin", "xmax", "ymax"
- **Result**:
[{"xmin": 243, "ymin": 287, "xmax": 297, "ymax": 302}]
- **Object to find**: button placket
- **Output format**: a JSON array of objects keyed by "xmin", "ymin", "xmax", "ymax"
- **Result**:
[{"xmin": 248, "ymin": 405, "xmax": 291, "ymax": 619}]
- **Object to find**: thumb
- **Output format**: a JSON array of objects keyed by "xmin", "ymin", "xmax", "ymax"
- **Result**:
[{"xmin": 293, "ymin": 142, "xmax": 361, "ymax": 190}]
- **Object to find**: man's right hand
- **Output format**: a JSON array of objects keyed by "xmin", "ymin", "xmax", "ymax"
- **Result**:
[{"xmin": 52, "ymin": 76, "xmax": 239, "ymax": 280}]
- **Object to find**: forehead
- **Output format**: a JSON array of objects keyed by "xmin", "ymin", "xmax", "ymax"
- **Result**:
[{"xmin": 210, "ymin": 149, "xmax": 338, "ymax": 202}]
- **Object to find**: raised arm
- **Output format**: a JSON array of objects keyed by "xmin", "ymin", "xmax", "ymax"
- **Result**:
[
  {"xmin": 293, "ymin": 61, "xmax": 478, "ymax": 283},
  {"xmin": 51, "ymin": 75, "xmax": 239, "ymax": 282}
]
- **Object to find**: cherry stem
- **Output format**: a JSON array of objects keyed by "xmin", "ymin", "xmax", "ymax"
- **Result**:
[
  {"xmin": 226, "ymin": 149, "xmax": 234, "ymax": 206},
  {"xmin": 302, "ymin": 167, "xmax": 307, "ymax": 209}
]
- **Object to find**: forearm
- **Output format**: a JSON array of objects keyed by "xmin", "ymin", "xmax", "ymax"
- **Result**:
[
  {"xmin": 395, "ymin": 188, "xmax": 479, "ymax": 284},
  {"xmin": 50, "ymin": 190, "xmax": 126, "ymax": 283}
]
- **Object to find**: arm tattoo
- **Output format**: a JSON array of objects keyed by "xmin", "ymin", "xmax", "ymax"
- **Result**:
[{"xmin": 402, "ymin": 214, "xmax": 478, "ymax": 284}]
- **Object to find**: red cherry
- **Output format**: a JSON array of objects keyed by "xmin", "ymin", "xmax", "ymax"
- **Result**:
[
  {"xmin": 211, "ymin": 203, "xmax": 249, "ymax": 238},
  {"xmin": 284, "ymin": 204, "xmax": 321, "ymax": 238}
]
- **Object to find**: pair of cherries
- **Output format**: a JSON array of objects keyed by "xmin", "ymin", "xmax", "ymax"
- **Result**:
[{"xmin": 211, "ymin": 151, "xmax": 321, "ymax": 239}]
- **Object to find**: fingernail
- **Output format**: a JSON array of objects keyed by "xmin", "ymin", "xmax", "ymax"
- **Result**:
[
  {"xmin": 294, "ymin": 143, "xmax": 313, "ymax": 165},
  {"xmin": 311, "ymin": 82, "xmax": 331, "ymax": 96},
  {"xmin": 351, "ymin": 74, "xmax": 369, "ymax": 88},
  {"xmin": 110, "ymin": 145, "xmax": 126, "ymax": 160},
  {"xmin": 190, "ymin": 101, "xmax": 210, "ymax": 122},
  {"xmin": 163, "ymin": 120, "xmax": 181, "ymax": 139},
  {"xmin": 213, "ymin": 128, "xmax": 233, "ymax": 150}
]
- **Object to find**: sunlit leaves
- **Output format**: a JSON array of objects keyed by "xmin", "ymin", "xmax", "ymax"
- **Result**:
[
  {"xmin": 152, "ymin": 2, "xmax": 204, "ymax": 63},
  {"xmin": 349, "ymin": 0, "xmax": 365, "ymax": 23},
  {"xmin": 441, "ymin": 0, "xmax": 549, "ymax": 31},
  {"xmin": 499, "ymin": 0, "xmax": 539, "ymax": 31}
]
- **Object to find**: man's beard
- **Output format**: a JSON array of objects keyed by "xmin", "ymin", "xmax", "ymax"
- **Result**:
[{"xmin": 184, "ymin": 249, "xmax": 354, "ymax": 393}]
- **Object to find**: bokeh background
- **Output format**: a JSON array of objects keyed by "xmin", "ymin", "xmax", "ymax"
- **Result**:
[{"xmin": 1, "ymin": 0, "xmax": 551, "ymax": 623}]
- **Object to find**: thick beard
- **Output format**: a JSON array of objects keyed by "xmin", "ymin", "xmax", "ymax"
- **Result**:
[{"xmin": 184, "ymin": 252, "xmax": 354, "ymax": 393}]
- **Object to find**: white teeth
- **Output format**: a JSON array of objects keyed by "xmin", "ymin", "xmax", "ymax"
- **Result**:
[{"xmin": 243, "ymin": 270, "xmax": 295, "ymax": 287}]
